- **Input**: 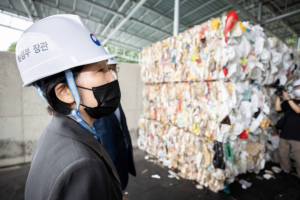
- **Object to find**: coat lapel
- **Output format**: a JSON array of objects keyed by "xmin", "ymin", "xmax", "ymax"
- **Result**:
[
  {"xmin": 109, "ymin": 106, "xmax": 122, "ymax": 130},
  {"xmin": 119, "ymin": 105, "xmax": 125, "ymax": 127},
  {"xmin": 48, "ymin": 115, "xmax": 121, "ymax": 186}
]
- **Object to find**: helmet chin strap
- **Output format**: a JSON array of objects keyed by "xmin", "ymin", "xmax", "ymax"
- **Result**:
[
  {"xmin": 33, "ymin": 69, "xmax": 99, "ymax": 140},
  {"xmin": 64, "ymin": 69, "xmax": 99, "ymax": 140},
  {"xmin": 33, "ymin": 82, "xmax": 52, "ymax": 108}
]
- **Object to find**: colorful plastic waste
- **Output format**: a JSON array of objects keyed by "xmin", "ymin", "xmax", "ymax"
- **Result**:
[
  {"xmin": 224, "ymin": 10, "xmax": 239, "ymax": 43},
  {"xmin": 138, "ymin": 10, "xmax": 300, "ymax": 192}
]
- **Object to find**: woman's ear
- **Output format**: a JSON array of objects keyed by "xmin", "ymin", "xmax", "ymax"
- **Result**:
[{"xmin": 55, "ymin": 83, "xmax": 75, "ymax": 104}]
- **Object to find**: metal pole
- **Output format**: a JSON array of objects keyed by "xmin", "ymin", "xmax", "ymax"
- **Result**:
[
  {"xmin": 20, "ymin": 0, "xmax": 32, "ymax": 20},
  {"xmin": 102, "ymin": 0, "xmax": 147, "ymax": 45},
  {"xmin": 101, "ymin": 0, "xmax": 129, "ymax": 36},
  {"xmin": 262, "ymin": 8, "xmax": 300, "ymax": 25},
  {"xmin": 173, "ymin": 0, "xmax": 180, "ymax": 36},
  {"xmin": 139, "ymin": 53, "xmax": 141, "ymax": 65},
  {"xmin": 258, "ymin": 1, "xmax": 262, "ymax": 24},
  {"xmin": 297, "ymin": 37, "xmax": 300, "ymax": 52},
  {"xmin": 143, "ymin": 5, "xmax": 188, "ymax": 29}
]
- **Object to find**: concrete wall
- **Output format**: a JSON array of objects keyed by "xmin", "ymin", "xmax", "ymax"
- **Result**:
[
  {"xmin": 0, "ymin": 51, "xmax": 51, "ymax": 167},
  {"xmin": 118, "ymin": 62, "xmax": 143, "ymax": 147},
  {"xmin": 0, "ymin": 51, "xmax": 142, "ymax": 167}
]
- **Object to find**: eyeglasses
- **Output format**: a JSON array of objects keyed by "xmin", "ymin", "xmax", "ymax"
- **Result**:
[{"xmin": 109, "ymin": 66, "xmax": 119, "ymax": 72}]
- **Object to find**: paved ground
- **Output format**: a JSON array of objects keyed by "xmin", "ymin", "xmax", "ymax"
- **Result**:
[
  {"xmin": 0, "ymin": 164, "xmax": 29, "ymax": 200},
  {"xmin": 1, "ymin": 149, "xmax": 300, "ymax": 200}
]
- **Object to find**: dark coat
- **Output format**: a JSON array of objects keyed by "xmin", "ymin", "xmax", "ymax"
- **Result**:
[
  {"xmin": 94, "ymin": 104, "xmax": 136, "ymax": 190},
  {"xmin": 25, "ymin": 115, "xmax": 122, "ymax": 200}
]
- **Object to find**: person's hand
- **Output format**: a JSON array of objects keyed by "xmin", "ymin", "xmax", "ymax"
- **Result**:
[
  {"xmin": 282, "ymin": 91, "xmax": 290, "ymax": 100},
  {"xmin": 123, "ymin": 197, "xmax": 128, "ymax": 200}
]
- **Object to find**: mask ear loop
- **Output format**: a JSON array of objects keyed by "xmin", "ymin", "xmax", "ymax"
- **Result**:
[{"xmin": 64, "ymin": 69, "xmax": 99, "ymax": 140}]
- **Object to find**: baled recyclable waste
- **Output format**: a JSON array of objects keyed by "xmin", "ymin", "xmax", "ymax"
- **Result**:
[{"xmin": 138, "ymin": 10, "xmax": 300, "ymax": 192}]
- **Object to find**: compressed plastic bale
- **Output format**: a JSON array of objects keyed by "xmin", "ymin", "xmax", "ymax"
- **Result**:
[{"xmin": 138, "ymin": 10, "xmax": 300, "ymax": 193}]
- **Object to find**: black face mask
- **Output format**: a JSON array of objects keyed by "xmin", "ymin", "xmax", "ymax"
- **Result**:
[{"xmin": 77, "ymin": 80, "xmax": 121, "ymax": 119}]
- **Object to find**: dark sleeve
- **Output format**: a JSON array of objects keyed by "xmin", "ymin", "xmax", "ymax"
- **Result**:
[
  {"xmin": 280, "ymin": 101, "xmax": 288, "ymax": 113},
  {"xmin": 48, "ymin": 158, "xmax": 111, "ymax": 200}
]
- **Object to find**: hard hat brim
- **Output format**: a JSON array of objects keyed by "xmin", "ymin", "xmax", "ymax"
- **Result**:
[
  {"xmin": 23, "ymin": 53, "xmax": 117, "ymax": 87},
  {"xmin": 77, "ymin": 53, "xmax": 118, "ymax": 66}
]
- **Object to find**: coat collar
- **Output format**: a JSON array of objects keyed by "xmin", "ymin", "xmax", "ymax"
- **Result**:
[
  {"xmin": 47, "ymin": 115, "xmax": 121, "ymax": 186},
  {"xmin": 47, "ymin": 115, "xmax": 104, "ymax": 157}
]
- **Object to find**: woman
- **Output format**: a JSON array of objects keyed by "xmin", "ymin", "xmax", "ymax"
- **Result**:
[{"xmin": 16, "ymin": 14, "xmax": 122, "ymax": 200}]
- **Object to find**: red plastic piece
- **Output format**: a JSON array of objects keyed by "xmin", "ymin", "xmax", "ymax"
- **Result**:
[
  {"xmin": 178, "ymin": 100, "xmax": 182, "ymax": 112},
  {"xmin": 200, "ymin": 27, "xmax": 206, "ymax": 37},
  {"xmin": 238, "ymin": 130, "xmax": 248, "ymax": 139},
  {"xmin": 223, "ymin": 67, "xmax": 228, "ymax": 76},
  {"xmin": 242, "ymin": 65, "xmax": 247, "ymax": 72},
  {"xmin": 224, "ymin": 10, "xmax": 239, "ymax": 43}
]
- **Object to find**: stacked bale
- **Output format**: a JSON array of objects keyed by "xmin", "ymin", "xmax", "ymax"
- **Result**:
[{"xmin": 138, "ymin": 11, "xmax": 300, "ymax": 192}]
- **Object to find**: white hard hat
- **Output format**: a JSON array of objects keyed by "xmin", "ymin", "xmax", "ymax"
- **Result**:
[
  {"xmin": 104, "ymin": 47, "xmax": 117, "ymax": 65},
  {"xmin": 16, "ymin": 14, "xmax": 116, "ymax": 86},
  {"xmin": 293, "ymin": 79, "xmax": 300, "ymax": 88}
]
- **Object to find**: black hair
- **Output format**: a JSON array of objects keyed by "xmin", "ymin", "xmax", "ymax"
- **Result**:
[{"xmin": 37, "ymin": 66, "xmax": 84, "ymax": 116}]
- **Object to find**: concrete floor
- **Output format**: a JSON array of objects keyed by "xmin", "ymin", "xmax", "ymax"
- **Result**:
[
  {"xmin": 0, "ymin": 164, "xmax": 29, "ymax": 200},
  {"xmin": 1, "ymin": 149, "xmax": 300, "ymax": 200}
]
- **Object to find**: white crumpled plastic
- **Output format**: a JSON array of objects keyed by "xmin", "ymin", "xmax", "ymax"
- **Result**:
[{"xmin": 138, "ymin": 12, "xmax": 299, "ymax": 193}]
